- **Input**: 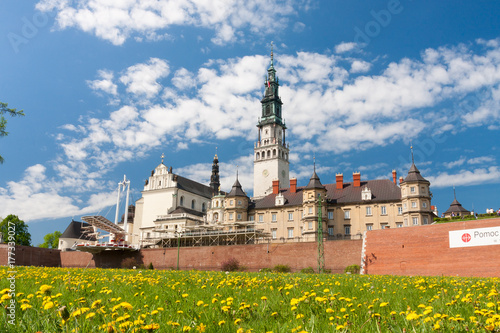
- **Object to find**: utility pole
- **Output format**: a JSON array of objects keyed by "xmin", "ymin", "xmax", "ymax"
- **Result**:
[{"xmin": 317, "ymin": 194, "xmax": 325, "ymax": 273}]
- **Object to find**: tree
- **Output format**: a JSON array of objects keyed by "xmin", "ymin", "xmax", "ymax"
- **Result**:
[
  {"xmin": 38, "ymin": 231, "xmax": 62, "ymax": 249},
  {"xmin": 0, "ymin": 215, "xmax": 31, "ymax": 246},
  {"xmin": 0, "ymin": 102, "xmax": 24, "ymax": 164}
]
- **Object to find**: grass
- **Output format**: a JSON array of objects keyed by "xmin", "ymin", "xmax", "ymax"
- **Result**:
[{"xmin": 1, "ymin": 266, "xmax": 499, "ymax": 332}]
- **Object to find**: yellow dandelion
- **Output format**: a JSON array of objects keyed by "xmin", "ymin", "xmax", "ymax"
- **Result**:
[
  {"xmin": 183, "ymin": 326, "xmax": 191, "ymax": 332},
  {"xmin": 86, "ymin": 312, "xmax": 96, "ymax": 319},
  {"xmin": 44, "ymin": 301, "xmax": 54, "ymax": 310},
  {"xmin": 39, "ymin": 285, "xmax": 52, "ymax": 294},
  {"xmin": 21, "ymin": 304, "xmax": 32, "ymax": 311}
]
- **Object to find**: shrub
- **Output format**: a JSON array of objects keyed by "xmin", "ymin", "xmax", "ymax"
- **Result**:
[
  {"xmin": 273, "ymin": 264, "xmax": 291, "ymax": 273},
  {"xmin": 321, "ymin": 268, "xmax": 332, "ymax": 274},
  {"xmin": 300, "ymin": 267, "xmax": 315, "ymax": 274},
  {"xmin": 121, "ymin": 257, "xmax": 137, "ymax": 269},
  {"xmin": 148, "ymin": 262, "xmax": 154, "ymax": 270},
  {"xmin": 221, "ymin": 258, "xmax": 240, "ymax": 272},
  {"xmin": 259, "ymin": 268, "xmax": 273, "ymax": 273},
  {"xmin": 344, "ymin": 264, "xmax": 360, "ymax": 274}
]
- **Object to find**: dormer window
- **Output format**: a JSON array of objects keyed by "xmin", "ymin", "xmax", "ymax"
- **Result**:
[
  {"xmin": 362, "ymin": 187, "xmax": 372, "ymax": 200},
  {"xmin": 275, "ymin": 193, "xmax": 285, "ymax": 206}
]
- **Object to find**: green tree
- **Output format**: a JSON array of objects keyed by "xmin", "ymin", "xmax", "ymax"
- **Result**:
[
  {"xmin": 1, "ymin": 102, "xmax": 24, "ymax": 164},
  {"xmin": 0, "ymin": 214, "xmax": 31, "ymax": 246},
  {"xmin": 38, "ymin": 231, "xmax": 62, "ymax": 248}
]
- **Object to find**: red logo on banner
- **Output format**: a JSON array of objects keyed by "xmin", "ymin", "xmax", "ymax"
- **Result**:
[{"xmin": 461, "ymin": 233, "xmax": 471, "ymax": 243}]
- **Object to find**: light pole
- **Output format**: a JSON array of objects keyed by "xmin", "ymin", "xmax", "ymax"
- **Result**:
[
  {"xmin": 176, "ymin": 231, "xmax": 180, "ymax": 270},
  {"xmin": 317, "ymin": 194, "xmax": 325, "ymax": 274}
]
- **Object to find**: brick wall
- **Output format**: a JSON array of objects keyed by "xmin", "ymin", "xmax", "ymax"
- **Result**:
[
  {"xmin": 0, "ymin": 244, "xmax": 61, "ymax": 267},
  {"xmin": 363, "ymin": 218, "xmax": 500, "ymax": 277}
]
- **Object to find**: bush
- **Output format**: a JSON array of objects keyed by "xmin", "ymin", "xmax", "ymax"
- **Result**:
[
  {"xmin": 148, "ymin": 262, "xmax": 154, "ymax": 270},
  {"xmin": 221, "ymin": 258, "xmax": 240, "ymax": 272},
  {"xmin": 300, "ymin": 267, "xmax": 315, "ymax": 274},
  {"xmin": 321, "ymin": 268, "xmax": 332, "ymax": 274},
  {"xmin": 273, "ymin": 264, "xmax": 291, "ymax": 273},
  {"xmin": 260, "ymin": 268, "xmax": 273, "ymax": 273},
  {"xmin": 121, "ymin": 257, "xmax": 137, "ymax": 269},
  {"xmin": 344, "ymin": 264, "xmax": 360, "ymax": 274}
]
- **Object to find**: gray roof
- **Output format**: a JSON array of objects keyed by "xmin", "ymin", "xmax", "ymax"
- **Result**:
[
  {"xmin": 305, "ymin": 170, "xmax": 326, "ymax": 190},
  {"xmin": 60, "ymin": 220, "xmax": 96, "ymax": 241},
  {"xmin": 169, "ymin": 206, "xmax": 205, "ymax": 217},
  {"xmin": 176, "ymin": 175, "xmax": 214, "ymax": 199},
  {"xmin": 227, "ymin": 178, "xmax": 247, "ymax": 197},
  {"xmin": 253, "ymin": 179, "xmax": 401, "ymax": 209},
  {"xmin": 403, "ymin": 163, "xmax": 429, "ymax": 183},
  {"xmin": 444, "ymin": 199, "xmax": 471, "ymax": 215}
]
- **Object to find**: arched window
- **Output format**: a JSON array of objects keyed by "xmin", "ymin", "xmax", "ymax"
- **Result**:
[
  {"xmin": 216, "ymin": 201, "xmax": 219, "ymax": 207},
  {"xmin": 191, "ymin": 199, "xmax": 195, "ymax": 210},
  {"xmin": 256, "ymin": 152, "xmax": 260, "ymax": 160},
  {"xmin": 202, "ymin": 203, "xmax": 206, "ymax": 212},
  {"xmin": 180, "ymin": 196, "xmax": 184, "ymax": 206},
  {"xmin": 214, "ymin": 213, "xmax": 219, "ymax": 222},
  {"xmin": 267, "ymin": 150, "xmax": 271, "ymax": 158},
  {"xmin": 273, "ymin": 149, "xmax": 277, "ymax": 157}
]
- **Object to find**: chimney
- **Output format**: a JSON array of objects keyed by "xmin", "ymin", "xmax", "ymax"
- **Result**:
[
  {"xmin": 353, "ymin": 172, "xmax": 361, "ymax": 187},
  {"xmin": 399, "ymin": 176, "xmax": 404, "ymax": 185},
  {"xmin": 272, "ymin": 179, "xmax": 279, "ymax": 195},
  {"xmin": 336, "ymin": 173, "xmax": 343, "ymax": 190},
  {"xmin": 290, "ymin": 178, "xmax": 297, "ymax": 193},
  {"xmin": 392, "ymin": 170, "xmax": 397, "ymax": 185}
]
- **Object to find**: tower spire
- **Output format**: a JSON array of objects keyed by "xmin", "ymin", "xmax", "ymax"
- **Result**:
[
  {"xmin": 410, "ymin": 143, "xmax": 414, "ymax": 164},
  {"xmin": 161, "ymin": 152, "xmax": 165, "ymax": 164},
  {"xmin": 453, "ymin": 185, "xmax": 456, "ymax": 200},
  {"xmin": 270, "ymin": 41, "xmax": 274, "ymax": 67},
  {"xmin": 210, "ymin": 151, "xmax": 220, "ymax": 196}
]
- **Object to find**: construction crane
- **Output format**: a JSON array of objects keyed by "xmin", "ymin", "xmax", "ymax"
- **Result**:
[{"xmin": 317, "ymin": 194, "xmax": 325, "ymax": 273}]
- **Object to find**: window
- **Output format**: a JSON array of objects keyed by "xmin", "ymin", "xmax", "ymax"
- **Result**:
[
  {"xmin": 410, "ymin": 186, "xmax": 415, "ymax": 193},
  {"xmin": 422, "ymin": 202, "xmax": 427, "ymax": 208},
  {"xmin": 328, "ymin": 226, "xmax": 334, "ymax": 236},
  {"xmin": 237, "ymin": 213, "xmax": 242, "ymax": 220},
  {"xmin": 308, "ymin": 207, "xmax": 313, "ymax": 214},
  {"xmin": 271, "ymin": 228, "xmax": 277, "ymax": 239},
  {"xmin": 287, "ymin": 228, "xmax": 294, "ymax": 238},
  {"xmin": 396, "ymin": 223, "xmax": 403, "ymax": 228},
  {"xmin": 404, "ymin": 218, "xmax": 408, "ymax": 226},
  {"xmin": 344, "ymin": 210, "xmax": 350, "ymax": 219},
  {"xmin": 412, "ymin": 217, "xmax": 419, "ymax": 225},
  {"xmin": 328, "ymin": 211, "xmax": 334, "ymax": 220},
  {"xmin": 238, "ymin": 200, "xmax": 242, "ymax": 205},
  {"xmin": 288, "ymin": 212, "xmax": 293, "ymax": 221},
  {"xmin": 381, "ymin": 206, "xmax": 387, "ymax": 215},
  {"xmin": 366, "ymin": 206, "xmax": 372, "ymax": 216},
  {"xmin": 398, "ymin": 206, "xmax": 403, "ymax": 215},
  {"xmin": 366, "ymin": 224, "xmax": 373, "ymax": 231},
  {"xmin": 202, "ymin": 203, "xmax": 206, "ymax": 212},
  {"xmin": 230, "ymin": 200, "xmax": 234, "ymax": 205},
  {"xmin": 344, "ymin": 226, "xmax": 351, "ymax": 235},
  {"xmin": 214, "ymin": 213, "xmax": 219, "ymax": 222},
  {"xmin": 403, "ymin": 203, "xmax": 407, "ymax": 209},
  {"xmin": 180, "ymin": 196, "xmax": 184, "ymax": 206},
  {"xmin": 229, "ymin": 213, "xmax": 233, "ymax": 220},
  {"xmin": 271, "ymin": 214, "xmax": 277, "ymax": 222},
  {"xmin": 381, "ymin": 224, "xmax": 388, "ymax": 229},
  {"xmin": 258, "ymin": 215, "xmax": 264, "ymax": 223},
  {"xmin": 191, "ymin": 200, "xmax": 195, "ymax": 209},
  {"xmin": 423, "ymin": 217, "xmax": 429, "ymax": 225},
  {"xmin": 411, "ymin": 201, "xmax": 417, "ymax": 208},
  {"xmin": 308, "ymin": 221, "xmax": 313, "ymax": 230},
  {"xmin": 249, "ymin": 215, "xmax": 254, "ymax": 221}
]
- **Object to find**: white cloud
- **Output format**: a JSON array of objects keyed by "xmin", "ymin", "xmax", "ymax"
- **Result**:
[
  {"xmin": 335, "ymin": 42, "xmax": 357, "ymax": 54},
  {"xmin": 443, "ymin": 157, "xmax": 466, "ymax": 169},
  {"xmin": 87, "ymin": 69, "xmax": 118, "ymax": 96},
  {"xmin": 468, "ymin": 156, "xmax": 495, "ymax": 165},
  {"xmin": 36, "ymin": 0, "xmax": 301, "ymax": 46},
  {"xmin": 119, "ymin": 58, "xmax": 170, "ymax": 99},
  {"xmin": 428, "ymin": 166, "xmax": 500, "ymax": 188},
  {"xmin": 350, "ymin": 60, "xmax": 371, "ymax": 73}
]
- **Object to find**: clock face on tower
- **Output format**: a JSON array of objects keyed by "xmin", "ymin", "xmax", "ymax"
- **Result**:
[{"xmin": 262, "ymin": 169, "xmax": 269, "ymax": 177}]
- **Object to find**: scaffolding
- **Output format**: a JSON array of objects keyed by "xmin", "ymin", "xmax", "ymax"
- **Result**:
[{"xmin": 142, "ymin": 222, "xmax": 270, "ymax": 248}]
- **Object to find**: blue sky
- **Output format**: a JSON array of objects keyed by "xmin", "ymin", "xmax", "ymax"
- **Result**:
[{"xmin": 1, "ymin": 0, "xmax": 499, "ymax": 246}]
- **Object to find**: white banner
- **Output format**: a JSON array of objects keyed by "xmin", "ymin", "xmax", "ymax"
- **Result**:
[{"xmin": 449, "ymin": 226, "xmax": 500, "ymax": 248}]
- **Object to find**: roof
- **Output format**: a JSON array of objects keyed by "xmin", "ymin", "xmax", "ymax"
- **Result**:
[
  {"xmin": 226, "ymin": 178, "xmax": 247, "ymax": 197},
  {"xmin": 305, "ymin": 170, "xmax": 325, "ymax": 190},
  {"xmin": 169, "ymin": 206, "xmax": 205, "ymax": 217},
  {"xmin": 444, "ymin": 199, "xmax": 471, "ymax": 215},
  {"xmin": 176, "ymin": 175, "xmax": 214, "ymax": 199},
  {"xmin": 403, "ymin": 163, "xmax": 429, "ymax": 183},
  {"xmin": 60, "ymin": 220, "xmax": 96, "ymax": 241},
  {"xmin": 253, "ymin": 179, "xmax": 402, "ymax": 209}
]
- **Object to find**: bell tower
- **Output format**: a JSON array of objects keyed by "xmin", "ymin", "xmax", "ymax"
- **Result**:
[{"xmin": 253, "ymin": 44, "xmax": 290, "ymax": 198}]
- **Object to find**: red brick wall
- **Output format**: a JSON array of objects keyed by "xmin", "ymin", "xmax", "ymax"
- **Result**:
[
  {"xmin": 0, "ymin": 245, "xmax": 61, "ymax": 267},
  {"xmin": 363, "ymin": 218, "xmax": 500, "ymax": 277}
]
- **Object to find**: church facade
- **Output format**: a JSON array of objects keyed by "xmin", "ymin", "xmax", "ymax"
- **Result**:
[{"xmin": 131, "ymin": 52, "xmax": 434, "ymax": 247}]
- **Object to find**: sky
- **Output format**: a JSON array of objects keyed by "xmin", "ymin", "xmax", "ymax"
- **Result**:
[{"xmin": 1, "ymin": 0, "xmax": 499, "ymax": 246}]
